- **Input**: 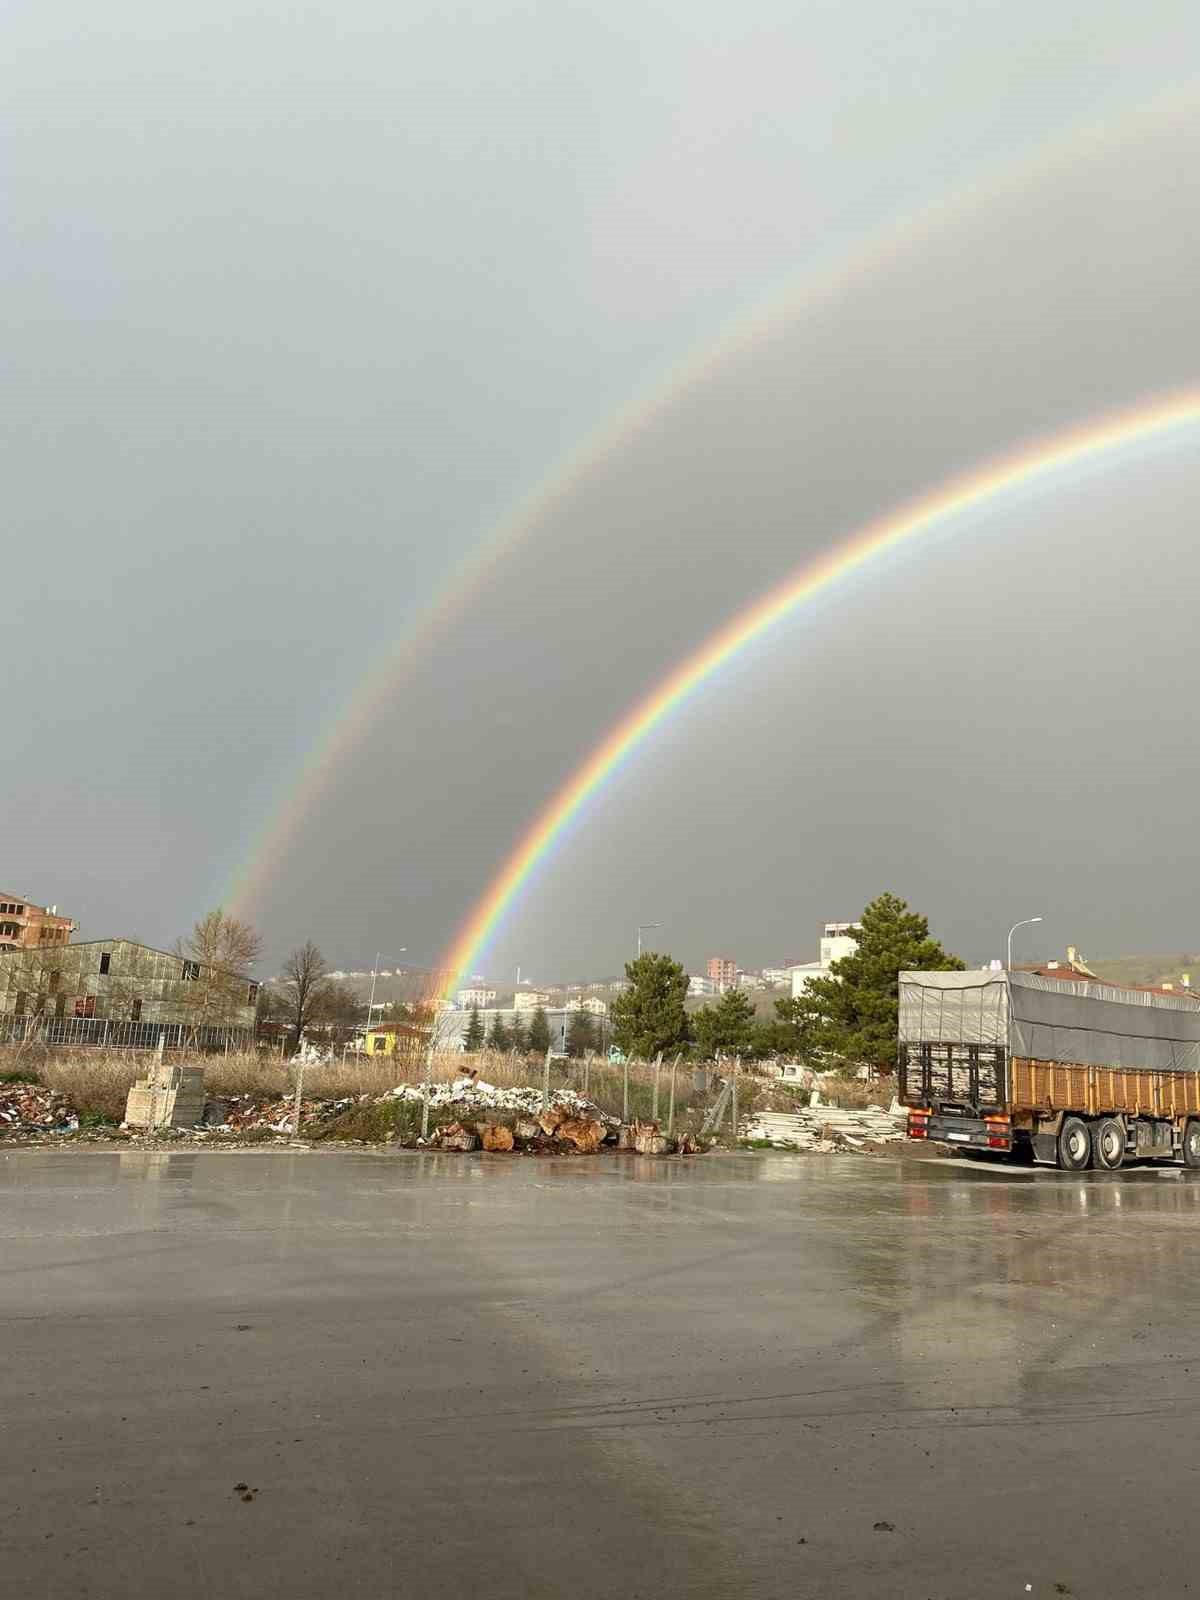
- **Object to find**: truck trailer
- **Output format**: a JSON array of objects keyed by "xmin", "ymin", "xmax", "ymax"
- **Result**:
[{"xmin": 898, "ymin": 967, "xmax": 1200, "ymax": 1168}]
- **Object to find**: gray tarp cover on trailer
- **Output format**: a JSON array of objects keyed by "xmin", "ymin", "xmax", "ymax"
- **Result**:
[{"xmin": 899, "ymin": 969, "xmax": 1200, "ymax": 1073}]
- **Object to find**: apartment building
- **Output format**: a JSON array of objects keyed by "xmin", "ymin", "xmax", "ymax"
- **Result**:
[{"xmin": 0, "ymin": 891, "xmax": 76, "ymax": 951}]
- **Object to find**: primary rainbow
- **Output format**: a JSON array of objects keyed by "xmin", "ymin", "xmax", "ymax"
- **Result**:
[
  {"xmin": 222, "ymin": 86, "xmax": 1198, "ymax": 924},
  {"xmin": 435, "ymin": 388, "xmax": 1200, "ymax": 996}
]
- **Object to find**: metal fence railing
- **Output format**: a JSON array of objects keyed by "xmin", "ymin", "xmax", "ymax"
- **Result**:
[{"xmin": 0, "ymin": 1016, "xmax": 255, "ymax": 1052}]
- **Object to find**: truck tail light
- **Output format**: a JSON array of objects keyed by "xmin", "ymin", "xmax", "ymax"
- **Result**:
[
  {"xmin": 908, "ymin": 1109, "xmax": 930, "ymax": 1140},
  {"xmin": 984, "ymin": 1113, "xmax": 1010, "ymax": 1150}
]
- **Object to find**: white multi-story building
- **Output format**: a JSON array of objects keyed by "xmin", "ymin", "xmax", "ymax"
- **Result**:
[
  {"xmin": 688, "ymin": 975, "xmax": 717, "ymax": 997},
  {"xmin": 819, "ymin": 922, "xmax": 861, "ymax": 967},
  {"xmin": 565, "ymin": 995, "xmax": 609, "ymax": 1016},
  {"xmin": 512, "ymin": 988, "xmax": 552, "ymax": 1012},
  {"xmin": 788, "ymin": 962, "xmax": 826, "ymax": 997},
  {"xmin": 761, "ymin": 968, "xmax": 792, "ymax": 986},
  {"xmin": 790, "ymin": 921, "xmax": 861, "ymax": 998},
  {"xmin": 457, "ymin": 987, "xmax": 497, "ymax": 1008}
]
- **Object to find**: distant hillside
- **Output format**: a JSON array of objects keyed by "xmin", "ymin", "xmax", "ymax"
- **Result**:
[{"xmin": 1088, "ymin": 954, "xmax": 1200, "ymax": 991}]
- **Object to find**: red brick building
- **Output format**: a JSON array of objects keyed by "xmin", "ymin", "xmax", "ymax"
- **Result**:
[{"xmin": 0, "ymin": 892, "xmax": 76, "ymax": 951}]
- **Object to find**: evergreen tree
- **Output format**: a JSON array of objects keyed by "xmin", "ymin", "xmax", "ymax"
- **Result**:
[
  {"xmin": 487, "ymin": 1012, "xmax": 509, "ymax": 1052},
  {"xmin": 692, "ymin": 986, "xmax": 757, "ymax": 1060},
  {"xmin": 463, "ymin": 1005, "xmax": 485, "ymax": 1052},
  {"xmin": 753, "ymin": 993, "xmax": 818, "ymax": 1060},
  {"xmin": 527, "ymin": 1005, "xmax": 551, "ymax": 1056},
  {"xmin": 805, "ymin": 891, "xmax": 965, "ymax": 1070},
  {"xmin": 611, "ymin": 951, "xmax": 690, "ymax": 1060},
  {"xmin": 508, "ymin": 1013, "xmax": 527, "ymax": 1053},
  {"xmin": 566, "ymin": 1008, "xmax": 595, "ymax": 1058}
]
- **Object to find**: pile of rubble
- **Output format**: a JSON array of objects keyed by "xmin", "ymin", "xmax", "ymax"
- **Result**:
[
  {"xmin": 0, "ymin": 1082, "xmax": 79, "ymax": 1134},
  {"xmin": 386, "ymin": 1075, "xmax": 616, "ymax": 1125},
  {"xmin": 429, "ymin": 1109, "xmax": 699, "ymax": 1157},
  {"xmin": 212, "ymin": 1093, "xmax": 358, "ymax": 1134},
  {"xmin": 740, "ymin": 1100, "xmax": 907, "ymax": 1152}
]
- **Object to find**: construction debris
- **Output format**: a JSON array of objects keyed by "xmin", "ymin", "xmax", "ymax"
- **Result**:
[
  {"xmin": 215, "ymin": 1094, "xmax": 357, "ymax": 1133},
  {"xmin": 740, "ymin": 1101, "xmax": 907, "ymax": 1151},
  {"xmin": 385, "ymin": 1077, "xmax": 616, "ymax": 1125},
  {"xmin": 631, "ymin": 1121, "xmax": 671, "ymax": 1156},
  {"xmin": 479, "ymin": 1123, "xmax": 514, "ymax": 1152},
  {"xmin": 435, "ymin": 1121, "xmax": 480, "ymax": 1152},
  {"xmin": 0, "ymin": 1082, "xmax": 78, "ymax": 1133},
  {"xmin": 559, "ymin": 1117, "xmax": 605, "ymax": 1153}
]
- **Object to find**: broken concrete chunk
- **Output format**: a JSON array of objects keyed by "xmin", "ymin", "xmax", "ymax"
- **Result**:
[
  {"xmin": 558, "ymin": 1117, "xmax": 604, "ymax": 1153},
  {"xmin": 436, "ymin": 1121, "xmax": 480, "ymax": 1152}
]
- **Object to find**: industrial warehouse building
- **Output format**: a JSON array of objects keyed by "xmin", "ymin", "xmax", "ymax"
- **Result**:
[{"xmin": 0, "ymin": 938, "xmax": 259, "ymax": 1050}]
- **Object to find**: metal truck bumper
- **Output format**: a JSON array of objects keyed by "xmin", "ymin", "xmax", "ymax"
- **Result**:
[{"xmin": 907, "ymin": 1109, "xmax": 1011, "ymax": 1151}]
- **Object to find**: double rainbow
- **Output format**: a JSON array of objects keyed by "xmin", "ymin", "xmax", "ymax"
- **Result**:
[
  {"xmin": 223, "ymin": 86, "xmax": 1198, "ymax": 925},
  {"xmin": 436, "ymin": 388, "xmax": 1200, "ymax": 995}
]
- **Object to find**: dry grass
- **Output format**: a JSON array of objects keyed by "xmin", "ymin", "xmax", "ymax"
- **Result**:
[{"xmin": 0, "ymin": 1043, "xmax": 760, "ymax": 1140}]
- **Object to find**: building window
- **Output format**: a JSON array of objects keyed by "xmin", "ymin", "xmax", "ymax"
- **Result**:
[
  {"xmin": 99, "ymin": 952, "xmax": 111, "ymax": 975},
  {"xmin": 48, "ymin": 972, "xmax": 60, "ymax": 993},
  {"xmin": 14, "ymin": 992, "xmax": 26, "ymax": 1017},
  {"xmin": 54, "ymin": 996, "xmax": 66, "ymax": 1019},
  {"xmin": 247, "ymin": 981, "xmax": 260, "ymax": 1005},
  {"xmin": 130, "ymin": 999, "xmax": 142, "ymax": 1022},
  {"xmin": 374, "ymin": 1037, "xmax": 389, "ymax": 1053},
  {"xmin": 73, "ymin": 996, "xmax": 96, "ymax": 1019},
  {"xmin": 181, "ymin": 960, "xmax": 201, "ymax": 982}
]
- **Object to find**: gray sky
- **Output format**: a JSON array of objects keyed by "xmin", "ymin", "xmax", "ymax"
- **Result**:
[{"xmin": 6, "ymin": 1, "xmax": 1200, "ymax": 979}]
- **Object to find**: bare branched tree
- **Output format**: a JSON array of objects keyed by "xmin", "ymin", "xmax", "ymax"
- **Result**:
[
  {"xmin": 172, "ymin": 909, "xmax": 263, "ymax": 1038},
  {"xmin": 0, "ymin": 943, "xmax": 74, "ymax": 1064},
  {"xmin": 277, "ymin": 940, "xmax": 332, "ymax": 1054}
]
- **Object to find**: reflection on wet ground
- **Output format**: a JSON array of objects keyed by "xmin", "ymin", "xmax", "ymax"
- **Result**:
[{"xmin": 2, "ymin": 1149, "xmax": 1198, "ymax": 1598}]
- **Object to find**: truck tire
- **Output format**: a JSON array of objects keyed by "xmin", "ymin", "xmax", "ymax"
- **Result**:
[
  {"xmin": 1058, "ymin": 1116, "xmax": 1091, "ymax": 1171},
  {"xmin": 1091, "ymin": 1117, "xmax": 1125, "ymax": 1170},
  {"xmin": 1182, "ymin": 1121, "xmax": 1200, "ymax": 1168}
]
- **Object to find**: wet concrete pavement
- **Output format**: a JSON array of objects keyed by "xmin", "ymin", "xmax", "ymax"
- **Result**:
[{"xmin": 3, "ymin": 1149, "xmax": 1200, "ymax": 1598}]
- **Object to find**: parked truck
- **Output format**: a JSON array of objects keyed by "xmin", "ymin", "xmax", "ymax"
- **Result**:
[{"xmin": 898, "ymin": 967, "xmax": 1200, "ymax": 1168}]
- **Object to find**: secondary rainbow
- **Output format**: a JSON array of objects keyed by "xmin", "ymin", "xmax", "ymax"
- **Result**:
[
  {"xmin": 435, "ymin": 388, "xmax": 1200, "ymax": 996},
  {"xmin": 222, "ymin": 85, "xmax": 1198, "ymax": 923}
]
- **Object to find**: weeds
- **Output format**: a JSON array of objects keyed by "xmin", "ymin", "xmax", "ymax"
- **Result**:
[{"xmin": 0, "ymin": 1042, "xmax": 833, "ymax": 1142}]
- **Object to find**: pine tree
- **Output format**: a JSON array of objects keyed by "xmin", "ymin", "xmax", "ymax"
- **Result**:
[
  {"xmin": 804, "ymin": 891, "xmax": 965, "ymax": 1071},
  {"xmin": 527, "ymin": 1005, "xmax": 551, "ymax": 1056},
  {"xmin": 566, "ymin": 1008, "xmax": 595, "ymax": 1058},
  {"xmin": 611, "ymin": 951, "xmax": 690, "ymax": 1060},
  {"xmin": 508, "ymin": 1013, "xmax": 527, "ymax": 1053},
  {"xmin": 463, "ymin": 1005, "xmax": 485, "ymax": 1052},
  {"xmin": 487, "ymin": 1012, "xmax": 509, "ymax": 1052},
  {"xmin": 692, "ymin": 986, "xmax": 757, "ymax": 1060},
  {"xmin": 754, "ymin": 993, "xmax": 817, "ymax": 1060}
]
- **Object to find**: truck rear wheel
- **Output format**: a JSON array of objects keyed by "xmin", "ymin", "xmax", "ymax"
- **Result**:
[
  {"xmin": 1091, "ymin": 1117, "xmax": 1124, "ymax": 1170},
  {"xmin": 1182, "ymin": 1121, "xmax": 1200, "ymax": 1168},
  {"xmin": 1058, "ymin": 1116, "xmax": 1091, "ymax": 1171}
]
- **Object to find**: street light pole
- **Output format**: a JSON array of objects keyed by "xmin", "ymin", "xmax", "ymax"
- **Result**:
[
  {"xmin": 636, "ymin": 922, "xmax": 661, "ymax": 958},
  {"xmin": 365, "ymin": 947, "xmax": 405, "ymax": 1041},
  {"xmin": 1007, "ymin": 917, "xmax": 1044, "ymax": 971},
  {"xmin": 367, "ymin": 952, "xmax": 381, "ymax": 1033}
]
